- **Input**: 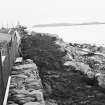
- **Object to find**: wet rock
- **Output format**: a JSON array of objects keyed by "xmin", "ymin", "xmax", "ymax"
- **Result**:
[
  {"xmin": 87, "ymin": 71, "xmax": 95, "ymax": 79},
  {"xmin": 23, "ymin": 102, "xmax": 42, "ymax": 105},
  {"xmin": 23, "ymin": 97, "xmax": 35, "ymax": 102},
  {"xmin": 26, "ymin": 83, "xmax": 42, "ymax": 90},
  {"xmin": 8, "ymin": 104, "xmax": 18, "ymax": 105},
  {"xmin": 13, "ymin": 74, "xmax": 28, "ymax": 78},
  {"xmin": 76, "ymin": 62, "xmax": 91, "ymax": 74},
  {"xmin": 28, "ymin": 90, "xmax": 44, "ymax": 101},
  {"xmin": 15, "ymin": 57, "xmax": 23, "ymax": 63},
  {"xmin": 7, "ymin": 101, "xmax": 16, "ymax": 104},
  {"xmin": 96, "ymin": 73, "xmax": 105, "ymax": 88},
  {"xmin": 18, "ymin": 99, "xmax": 27, "ymax": 104},
  {"xmin": 13, "ymin": 94, "xmax": 25, "ymax": 98},
  {"xmin": 45, "ymin": 99, "xmax": 58, "ymax": 105},
  {"xmin": 25, "ymin": 78, "xmax": 38, "ymax": 83},
  {"xmin": 13, "ymin": 63, "xmax": 37, "ymax": 70},
  {"xmin": 64, "ymin": 61, "xmax": 76, "ymax": 67}
]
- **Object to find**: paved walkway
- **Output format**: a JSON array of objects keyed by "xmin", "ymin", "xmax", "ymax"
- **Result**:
[{"xmin": 7, "ymin": 58, "xmax": 45, "ymax": 105}]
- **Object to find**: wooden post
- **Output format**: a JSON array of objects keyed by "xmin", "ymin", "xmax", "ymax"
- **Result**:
[
  {"xmin": 7, "ymin": 44, "xmax": 11, "ymax": 75},
  {"xmin": 0, "ymin": 50, "xmax": 5, "ymax": 105}
]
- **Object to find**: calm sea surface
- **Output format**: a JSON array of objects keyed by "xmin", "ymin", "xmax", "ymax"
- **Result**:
[{"xmin": 28, "ymin": 25, "xmax": 105, "ymax": 46}]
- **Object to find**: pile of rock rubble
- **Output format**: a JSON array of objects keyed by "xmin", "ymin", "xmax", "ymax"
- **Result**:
[{"xmin": 7, "ymin": 58, "xmax": 45, "ymax": 105}]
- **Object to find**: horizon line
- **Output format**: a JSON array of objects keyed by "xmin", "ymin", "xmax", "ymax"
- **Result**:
[{"xmin": 31, "ymin": 22, "xmax": 105, "ymax": 28}]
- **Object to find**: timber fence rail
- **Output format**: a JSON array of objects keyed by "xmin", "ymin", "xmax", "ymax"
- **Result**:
[{"xmin": 0, "ymin": 31, "xmax": 19, "ymax": 105}]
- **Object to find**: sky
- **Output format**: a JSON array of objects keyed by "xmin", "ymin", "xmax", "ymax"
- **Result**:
[
  {"xmin": 0, "ymin": 0, "xmax": 105, "ymax": 44},
  {"xmin": 0, "ymin": 0, "xmax": 105, "ymax": 27}
]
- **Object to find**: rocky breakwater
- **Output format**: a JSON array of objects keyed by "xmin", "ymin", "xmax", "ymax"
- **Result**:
[
  {"xmin": 7, "ymin": 58, "xmax": 45, "ymax": 105},
  {"xmin": 64, "ymin": 43, "xmax": 105, "ymax": 88},
  {"xmin": 21, "ymin": 31, "xmax": 105, "ymax": 105}
]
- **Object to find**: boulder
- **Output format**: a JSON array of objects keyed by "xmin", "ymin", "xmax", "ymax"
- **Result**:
[
  {"xmin": 96, "ymin": 73, "xmax": 105, "ymax": 88},
  {"xmin": 45, "ymin": 99, "xmax": 58, "ymax": 105},
  {"xmin": 23, "ymin": 102, "xmax": 43, "ymax": 105}
]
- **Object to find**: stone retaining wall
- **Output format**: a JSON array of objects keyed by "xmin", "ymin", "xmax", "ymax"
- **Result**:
[{"xmin": 7, "ymin": 58, "xmax": 45, "ymax": 105}]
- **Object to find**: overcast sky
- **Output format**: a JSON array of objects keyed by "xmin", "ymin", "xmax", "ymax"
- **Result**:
[{"xmin": 0, "ymin": 0, "xmax": 105, "ymax": 27}]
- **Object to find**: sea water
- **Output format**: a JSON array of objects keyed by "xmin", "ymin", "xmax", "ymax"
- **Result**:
[{"xmin": 28, "ymin": 25, "xmax": 105, "ymax": 46}]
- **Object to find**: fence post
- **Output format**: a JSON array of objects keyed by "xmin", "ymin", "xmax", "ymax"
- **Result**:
[
  {"xmin": 0, "ymin": 50, "xmax": 5, "ymax": 105},
  {"xmin": 7, "ymin": 44, "xmax": 11, "ymax": 75}
]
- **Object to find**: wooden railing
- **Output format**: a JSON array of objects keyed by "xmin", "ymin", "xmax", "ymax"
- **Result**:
[{"xmin": 0, "ymin": 31, "xmax": 19, "ymax": 105}]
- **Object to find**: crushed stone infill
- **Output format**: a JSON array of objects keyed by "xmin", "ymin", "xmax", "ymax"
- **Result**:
[{"xmin": 7, "ymin": 58, "xmax": 45, "ymax": 105}]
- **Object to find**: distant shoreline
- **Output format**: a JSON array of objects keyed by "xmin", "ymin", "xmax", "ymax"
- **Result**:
[{"xmin": 32, "ymin": 22, "xmax": 105, "ymax": 28}]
